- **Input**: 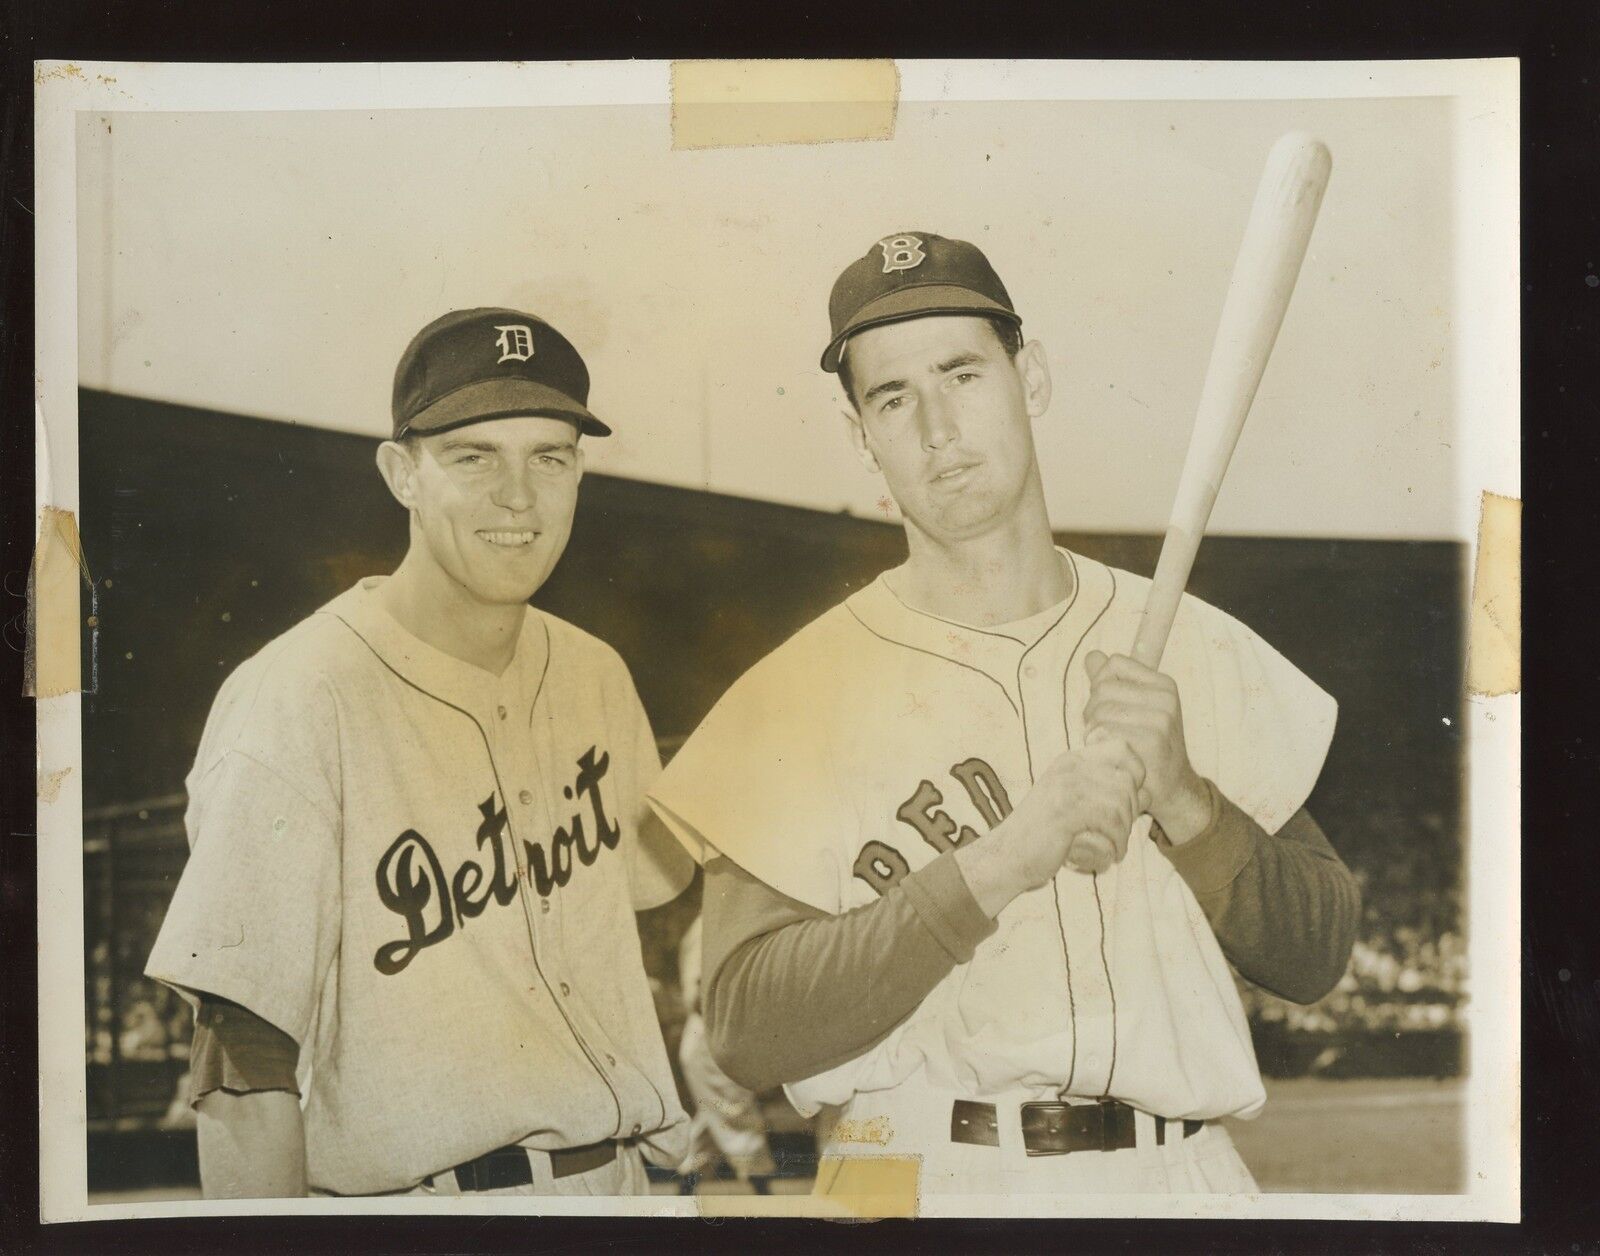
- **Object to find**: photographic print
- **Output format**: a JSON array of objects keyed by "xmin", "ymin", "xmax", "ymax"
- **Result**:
[{"xmin": 33, "ymin": 58, "xmax": 1519, "ymax": 1222}]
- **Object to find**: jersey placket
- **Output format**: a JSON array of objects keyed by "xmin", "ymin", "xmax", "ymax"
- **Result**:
[
  {"xmin": 482, "ymin": 680, "xmax": 628, "ymax": 1138},
  {"xmin": 1023, "ymin": 620, "xmax": 1119, "ymax": 1099},
  {"xmin": 518, "ymin": 678, "xmax": 657, "ymax": 1141}
]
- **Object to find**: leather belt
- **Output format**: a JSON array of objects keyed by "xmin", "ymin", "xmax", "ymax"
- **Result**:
[
  {"xmin": 951, "ymin": 1098, "xmax": 1205, "ymax": 1156},
  {"xmin": 428, "ymin": 1140, "xmax": 617, "ymax": 1192}
]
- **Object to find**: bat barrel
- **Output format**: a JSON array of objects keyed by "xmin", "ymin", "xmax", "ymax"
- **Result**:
[
  {"xmin": 1070, "ymin": 133, "xmax": 1331, "ymax": 876},
  {"xmin": 1133, "ymin": 132, "xmax": 1331, "ymax": 670}
]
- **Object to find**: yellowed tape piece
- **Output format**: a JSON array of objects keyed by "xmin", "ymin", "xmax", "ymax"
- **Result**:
[
  {"xmin": 697, "ymin": 1154, "xmax": 920, "ymax": 1219},
  {"xmin": 671, "ymin": 60, "xmax": 898, "ymax": 151},
  {"xmin": 1467, "ymin": 491, "xmax": 1521, "ymax": 697},
  {"xmin": 26, "ymin": 507, "xmax": 91, "ymax": 698}
]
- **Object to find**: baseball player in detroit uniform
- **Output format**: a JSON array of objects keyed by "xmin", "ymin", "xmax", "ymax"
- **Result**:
[
  {"xmin": 146, "ymin": 309, "xmax": 694, "ymax": 1197},
  {"xmin": 648, "ymin": 233, "xmax": 1361, "ymax": 1197}
]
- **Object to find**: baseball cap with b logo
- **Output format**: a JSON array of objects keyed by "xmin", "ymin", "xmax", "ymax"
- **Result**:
[
  {"xmin": 392, "ymin": 307, "xmax": 612, "ymax": 441},
  {"xmin": 820, "ymin": 231, "xmax": 1022, "ymax": 372}
]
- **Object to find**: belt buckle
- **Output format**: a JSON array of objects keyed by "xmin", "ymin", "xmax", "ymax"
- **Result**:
[
  {"xmin": 453, "ymin": 1146, "xmax": 534, "ymax": 1192},
  {"xmin": 1019, "ymin": 1100, "xmax": 1097, "ymax": 1156}
]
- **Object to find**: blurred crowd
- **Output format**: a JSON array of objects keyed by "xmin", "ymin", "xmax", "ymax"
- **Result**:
[
  {"xmin": 1243, "ymin": 857, "xmax": 1466, "ymax": 1036},
  {"xmin": 87, "ymin": 940, "xmax": 193, "ymax": 1068},
  {"xmin": 1243, "ymin": 927, "xmax": 1467, "ymax": 1034}
]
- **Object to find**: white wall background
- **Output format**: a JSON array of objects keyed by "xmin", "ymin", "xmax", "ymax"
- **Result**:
[{"xmin": 77, "ymin": 96, "xmax": 1458, "ymax": 539}]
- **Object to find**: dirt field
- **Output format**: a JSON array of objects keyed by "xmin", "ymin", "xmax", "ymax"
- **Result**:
[{"xmin": 1224, "ymin": 1076, "xmax": 1465, "ymax": 1194}]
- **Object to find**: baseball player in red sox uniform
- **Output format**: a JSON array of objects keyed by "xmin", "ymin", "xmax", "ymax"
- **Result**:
[
  {"xmin": 648, "ymin": 233, "xmax": 1361, "ymax": 1199},
  {"xmin": 146, "ymin": 309, "xmax": 694, "ymax": 1197}
]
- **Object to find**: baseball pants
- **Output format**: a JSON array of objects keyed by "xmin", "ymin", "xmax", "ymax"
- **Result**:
[
  {"xmin": 813, "ymin": 1078, "xmax": 1258, "ymax": 1197},
  {"xmin": 403, "ymin": 1142, "xmax": 650, "ymax": 1197}
]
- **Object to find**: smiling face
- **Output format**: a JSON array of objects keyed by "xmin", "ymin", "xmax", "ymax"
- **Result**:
[
  {"xmin": 377, "ymin": 415, "xmax": 584, "ymax": 608},
  {"xmin": 841, "ymin": 314, "xmax": 1051, "ymax": 546}
]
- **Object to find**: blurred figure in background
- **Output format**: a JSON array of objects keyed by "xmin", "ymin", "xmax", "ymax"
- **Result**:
[{"xmin": 676, "ymin": 916, "xmax": 775, "ymax": 1194}]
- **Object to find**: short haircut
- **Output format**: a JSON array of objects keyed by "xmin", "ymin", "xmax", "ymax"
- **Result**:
[{"xmin": 837, "ymin": 315, "xmax": 1024, "ymax": 411}]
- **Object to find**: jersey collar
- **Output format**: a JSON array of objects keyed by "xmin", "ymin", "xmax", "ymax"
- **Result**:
[
  {"xmin": 844, "ymin": 548, "xmax": 1116, "ymax": 692},
  {"xmin": 318, "ymin": 578, "xmax": 551, "ymax": 714}
]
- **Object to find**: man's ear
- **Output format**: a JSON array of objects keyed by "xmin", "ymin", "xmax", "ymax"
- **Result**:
[
  {"xmin": 1016, "ymin": 339, "xmax": 1053, "ymax": 418},
  {"xmin": 375, "ymin": 440, "xmax": 419, "ymax": 510},
  {"xmin": 839, "ymin": 406, "xmax": 881, "ymax": 474}
]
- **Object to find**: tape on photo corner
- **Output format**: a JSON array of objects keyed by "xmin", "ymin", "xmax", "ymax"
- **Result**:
[
  {"xmin": 671, "ymin": 59, "xmax": 898, "ymax": 151},
  {"xmin": 1467, "ymin": 491, "xmax": 1520, "ymax": 698},
  {"xmin": 695, "ymin": 1154, "xmax": 921, "ymax": 1219},
  {"xmin": 25, "ymin": 506, "xmax": 95, "ymax": 699}
]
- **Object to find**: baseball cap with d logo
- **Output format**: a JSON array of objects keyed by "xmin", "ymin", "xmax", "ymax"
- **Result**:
[
  {"xmin": 821, "ymin": 232, "xmax": 1023, "ymax": 372},
  {"xmin": 392, "ymin": 307, "xmax": 612, "ymax": 441}
]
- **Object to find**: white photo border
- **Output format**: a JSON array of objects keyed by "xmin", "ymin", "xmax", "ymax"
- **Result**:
[{"xmin": 34, "ymin": 56, "xmax": 1519, "ymax": 1224}]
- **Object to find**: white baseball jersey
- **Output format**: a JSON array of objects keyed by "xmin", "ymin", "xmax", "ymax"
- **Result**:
[
  {"xmin": 649, "ymin": 549, "xmax": 1336, "ymax": 1124},
  {"xmin": 147, "ymin": 578, "xmax": 690, "ymax": 1195}
]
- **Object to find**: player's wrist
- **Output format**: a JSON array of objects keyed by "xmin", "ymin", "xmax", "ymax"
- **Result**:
[
  {"xmin": 954, "ymin": 826, "xmax": 1032, "ymax": 917},
  {"xmin": 1150, "ymin": 772, "xmax": 1214, "ymax": 845}
]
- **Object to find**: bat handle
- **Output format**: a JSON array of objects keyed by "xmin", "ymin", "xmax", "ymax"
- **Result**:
[
  {"xmin": 1063, "ymin": 726, "xmax": 1130, "ymax": 875},
  {"xmin": 1065, "ymin": 830, "xmax": 1117, "ymax": 875},
  {"xmin": 1065, "ymin": 534, "xmax": 1183, "ymax": 874}
]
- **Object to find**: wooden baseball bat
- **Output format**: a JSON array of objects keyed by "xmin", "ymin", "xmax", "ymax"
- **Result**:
[{"xmin": 1066, "ymin": 131, "xmax": 1332, "ymax": 875}]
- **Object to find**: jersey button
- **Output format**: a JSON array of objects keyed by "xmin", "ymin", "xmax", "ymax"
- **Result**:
[
  {"xmin": 559, "ymin": 982, "xmax": 571, "ymax": 997},
  {"xmin": 1023, "ymin": 664, "xmax": 1038, "ymax": 679},
  {"xmin": 519, "ymin": 789, "xmax": 534, "ymax": 805},
  {"xmin": 540, "ymin": 899, "xmax": 551, "ymax": 914},
  {"xmin": 497, "ymin": 705, "xmax": 508, "ymax": 720},
  {"xmin": 605, "ymin": 1052, "xmax": 616, "ymax": 1066},
  {"xmin": 630, "ymin": 1124, "xmax": 641, "ymax": 1137}
]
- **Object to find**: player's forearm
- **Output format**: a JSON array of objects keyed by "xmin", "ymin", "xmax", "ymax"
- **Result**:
[
  {"xmin": 1162, "ymin": 783, "xmax": 1360, "ymax": 1003},
  {"xmin": 195, "ymin": 1089, "xmax": 308, "ymax": 1198},
  {"xmin": 701, "ymin": 853, "xmax": 995, "ymax": 1093}
]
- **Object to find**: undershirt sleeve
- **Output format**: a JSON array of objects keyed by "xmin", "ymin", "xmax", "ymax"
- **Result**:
[
  {"xmin": 187, "ymin": 995, "xmax": 302, "ymax": 1107},
  {"xmin": 1160, "ymin": 780, "xmax": 1362, "ymax": 1005},
  {"xmin": 700, "ymin": 850, "xmax": 996, "ymax": 1094}
]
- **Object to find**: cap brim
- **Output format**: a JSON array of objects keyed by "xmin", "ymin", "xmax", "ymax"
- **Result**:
[
  {"xmin": 821, "ymin": 284, "xmax": 1021, "ymax": 372},
  {"xmin": 400, "ymin": 377, "xmax": 611, "ymax": 439}
]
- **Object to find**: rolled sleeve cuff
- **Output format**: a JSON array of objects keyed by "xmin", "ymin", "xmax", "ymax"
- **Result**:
[
  {"xmin": 1160, "ymin": 778, "xmax": 1258, "ymax": 897},
  {"xmin": 900, "ymin": 850, "xmax": 998, "ymax": 964},
  {"xmin": 188, "ymin": 997, "xmax": 302, "ymax": 1107}
]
